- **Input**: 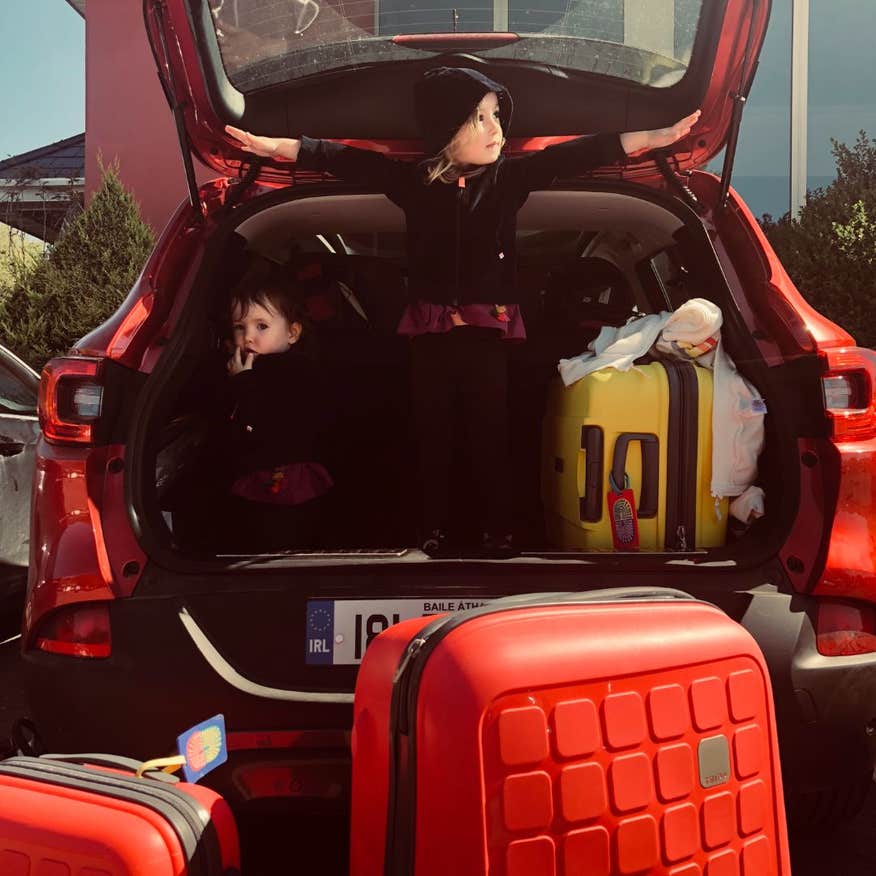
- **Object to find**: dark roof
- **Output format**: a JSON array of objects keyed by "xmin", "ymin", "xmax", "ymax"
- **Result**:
[
  {"xmin": 64, "ymin": 0, "xmax": 85, "ymax": 17},
  {"xmin": 0, "ymin": 133, "xmax": 85, "ymax": 181},
  {"xmin": 0, "ymin": 134, "xmax": 85, "ymax": 242}
]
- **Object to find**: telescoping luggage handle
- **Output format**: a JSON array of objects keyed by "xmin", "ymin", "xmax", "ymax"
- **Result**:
[{"xmin": 611, "ymin": 432, "xmax": 659, "ymax": 518}]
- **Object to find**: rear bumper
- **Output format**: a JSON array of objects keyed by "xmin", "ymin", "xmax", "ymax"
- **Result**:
[{"xmin": 23, "ymin": 576, "xmax": 876, "ymax": 805}]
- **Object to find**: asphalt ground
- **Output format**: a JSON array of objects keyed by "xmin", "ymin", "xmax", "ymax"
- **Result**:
[{"xmin": 0, "ymin": 634, "xmax": 872, "ymax": 873}]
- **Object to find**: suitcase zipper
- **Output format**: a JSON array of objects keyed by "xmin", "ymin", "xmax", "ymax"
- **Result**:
[
  {"xmin": 384, "ymin": 588, "xmax": 697, "ymax": 875},
  {"xmin": 663, "ymin": 360, "xmax": 699, "ymax": 550},
  {"xmin": 0, "ymin": 758, "xmax": 228, "ymax": 876}
]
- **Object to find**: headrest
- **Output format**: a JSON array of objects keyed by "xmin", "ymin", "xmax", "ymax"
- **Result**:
[
  {"xmin": 286, "ymin": 252, "xmax": 407, "ymax": 334},
  {"xmin": 545, "ymin": 257, "xmax": 635, "ymax": 327}
]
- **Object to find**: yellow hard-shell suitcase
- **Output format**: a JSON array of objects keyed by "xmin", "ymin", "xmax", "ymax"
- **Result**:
[{"xmin": 542, "ymin": 360, "xmax": 728, "ymax": 550}]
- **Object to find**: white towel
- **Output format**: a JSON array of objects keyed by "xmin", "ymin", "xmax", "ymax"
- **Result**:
[
  {"xmin": 710, "ymin": 337, "xmax": 766, "ymax": 498},
  {"xmin": 558, "ymin": 299, "xmax": 722, "ymax": 385},
  {"xmin": 556, "ymin": 299, "xmax": 764, "ymax": 501}
]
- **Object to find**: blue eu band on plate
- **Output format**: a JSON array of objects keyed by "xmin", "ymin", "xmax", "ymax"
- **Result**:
[{"xmin": 305, "ymin": 598, "xmax": 492, "ymax": 665}]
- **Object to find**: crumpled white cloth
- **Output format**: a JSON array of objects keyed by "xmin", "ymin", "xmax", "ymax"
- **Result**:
[
  {"xmin": 557, "ymin": 298, "xmax": 765, "ymax": 501},
  {"xmin": 729, "ymin": 485, "xmax": 765, "ymax": 524}
]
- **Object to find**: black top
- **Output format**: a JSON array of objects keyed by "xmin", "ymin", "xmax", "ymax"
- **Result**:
[
  {"xmin": 227, "ymin": 349, "xmax": 329, "ymax": 476},
  {"xmin": 296, "ymin": 133, "xmax": 626, "ymax": 306}
]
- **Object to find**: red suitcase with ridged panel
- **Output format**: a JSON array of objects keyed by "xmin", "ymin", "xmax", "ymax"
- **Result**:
[{"xmin": 350, "ymin": 588, "xmax": 790, "ymax": 876}]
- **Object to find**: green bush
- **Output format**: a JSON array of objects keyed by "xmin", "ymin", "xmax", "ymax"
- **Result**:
[
  {"xmin": 0, "ymin": 162, "xmax": 154, "ymax": 370},
  {"xmin": 760, "ymin": 132, "xmax": 876, "ymax": 349}
]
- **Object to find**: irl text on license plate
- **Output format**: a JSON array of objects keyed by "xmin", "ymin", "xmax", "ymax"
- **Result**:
[{"xmin": 305, "ymin": 598, "xmax": 491, "ymax": 665}]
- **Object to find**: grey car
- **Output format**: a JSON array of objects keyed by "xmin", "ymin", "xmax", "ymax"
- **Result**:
[{"xmin": 0, "ymin": 344, "xmax": 39, "ymax": 631}]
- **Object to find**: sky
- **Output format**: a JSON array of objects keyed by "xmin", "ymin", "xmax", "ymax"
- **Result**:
[{"xmin": 0, "ymin": 0, "xmax": 85, "ymax": 161}]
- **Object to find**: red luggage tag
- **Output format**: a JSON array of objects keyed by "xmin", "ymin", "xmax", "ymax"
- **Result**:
[{"xmin": 608, "ymin": 473, "xmax": 640, "ymax": 551}]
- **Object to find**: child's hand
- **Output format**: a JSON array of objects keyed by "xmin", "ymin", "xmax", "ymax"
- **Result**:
[
  {"xmin": 227, "ymin": 346, "xmax": 254, "ymax": 376},
  {"xmin": 620, "ymin": 110, "xmax": 701, "ymax": 156},
  {"xmin": 225, "ymin": 125, "xmax": 283, "ymax": 158}
]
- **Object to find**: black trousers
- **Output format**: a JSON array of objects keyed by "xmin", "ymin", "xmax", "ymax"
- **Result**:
[{"xmin": 409, "ymin": 326, "xmax": 510, "ymax": 537}]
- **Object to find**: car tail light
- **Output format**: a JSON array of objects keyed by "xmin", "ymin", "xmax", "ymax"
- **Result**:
[
  {"xmin": 821, "ymin": 347, "xmax": 876, "ymax": 441},
  {"xmin": 38, "ymin": 358, "xmax": 103, "ymax": 445},
  {"xmin": 815, "ymin": 600, "xmax": 876, "ymax": 656},
  {"xmin": 35, "ymin": 603, "xmax": 112, "ymax": 659}
]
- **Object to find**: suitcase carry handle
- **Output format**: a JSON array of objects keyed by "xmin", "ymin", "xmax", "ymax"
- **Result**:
[
  {"xmin": 612, "ymin": 432, "xmax": 659, "ymax": 518},
  {"xmin": 577, "ymin": 426, "xmax": 604, "ymax": 522},
  {"xmin": 484, "ymin": 588, "xmax": 696, "ymax": 609},
  {"xmin": 40, "ymin": 753, "xmax": 180, "ymax": 783}
]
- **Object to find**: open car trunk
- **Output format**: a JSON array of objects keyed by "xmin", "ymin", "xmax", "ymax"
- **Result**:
[{"xmin": 134, "ymin": 178, "xmax": 783, "ymax": 568}]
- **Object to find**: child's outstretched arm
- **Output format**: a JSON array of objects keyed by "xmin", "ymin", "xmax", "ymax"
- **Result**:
[
  {"xmin": 619, "ymin": 110, "xmax": 701, "ymax": 157},
  {"xmin": 226, "ymin": 126, "xmax": 301, "ymax": 161},
  {"xmin": 224, "ymin": 125, "xmax": 411, "ymax": 196},
  {"xmin": 505, "ymin": 110, "xmax": 702, "ymax": 194}
]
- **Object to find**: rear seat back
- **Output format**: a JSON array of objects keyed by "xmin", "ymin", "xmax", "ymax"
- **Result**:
[{"xmin": 286, "ymin": 252, "xmax": 414, "ymax": 547}]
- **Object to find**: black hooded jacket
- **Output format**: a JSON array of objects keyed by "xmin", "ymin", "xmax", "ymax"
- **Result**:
[
  {"xmin": 227, "ymin": 349, "xmax": 329, "ymax": 476},
  {"xmin": 295, "ymin": 69, "xmax": 626, "ymax": 306}
]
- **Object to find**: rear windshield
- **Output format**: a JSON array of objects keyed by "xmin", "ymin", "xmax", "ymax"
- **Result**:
[{"xmin": 207, "ymin": 0, "xmax": 704, "ymax": 93}]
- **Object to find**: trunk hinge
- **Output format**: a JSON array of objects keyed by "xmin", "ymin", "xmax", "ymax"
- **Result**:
[
  {"xmin": 219, "ymin": 160, "xmax": 266, "ymax": 217},
  {"xmin": 655, "ymin": 153, "xmax": 704, "ymax": 214},
  {"xmin": 719, "ymin": 0, "xmax": 762, "ymax": 210},
  {"xmin": 151, "ymin": 0, "xmax": 204, "ymax": 217}
]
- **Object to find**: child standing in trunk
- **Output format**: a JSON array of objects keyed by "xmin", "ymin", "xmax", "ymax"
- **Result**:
[
  {"xmin": 226, "ymin": 67, "xmax": 698, "ymax": 555},
  {"xmin": 224, "ymin": 275, "xmax": 333, "ymax": 552}
]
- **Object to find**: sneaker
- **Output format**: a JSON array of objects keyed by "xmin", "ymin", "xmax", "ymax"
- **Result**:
[{"xmin": 421, "ymin": 529, "xmax": 448, "ymax": 556}]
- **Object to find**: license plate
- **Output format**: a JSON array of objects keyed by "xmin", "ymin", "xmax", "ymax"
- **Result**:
[{"xmin": 305, "ymin": 598, "xmax": 492, "ymax": 665}]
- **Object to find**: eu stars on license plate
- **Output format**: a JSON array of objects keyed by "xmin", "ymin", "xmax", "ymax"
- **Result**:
[{"xmin": 305, "ymin": 598, "xmax": 491, "ymax": 665}]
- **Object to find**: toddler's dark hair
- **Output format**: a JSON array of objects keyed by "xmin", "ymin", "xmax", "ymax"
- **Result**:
[{"xmin": 229, "ymin": 268, "xmax": 306, "ymax": 329}]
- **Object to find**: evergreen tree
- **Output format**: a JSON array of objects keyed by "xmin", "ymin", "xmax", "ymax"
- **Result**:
[{"xmin": 0, "ymin": 162, "xmax": 154, "ymax": 369}]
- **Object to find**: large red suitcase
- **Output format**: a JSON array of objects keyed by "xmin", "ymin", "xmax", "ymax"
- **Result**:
[
  {"xmin": 0, "ymin": 754, "xmax": 240, "ymax": 875},
  {"xmin": 351, "ymin": 589, "xmax": 791, "ymax": 876}
]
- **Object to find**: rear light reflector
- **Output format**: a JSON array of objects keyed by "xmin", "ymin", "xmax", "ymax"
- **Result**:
[
  {"xmin": 35, "ymin": 603, "xmax": 112, "ymax": 659},
  {"xmin": 821, "ymin": 347, "xmax": 876, "ymax": 441},
  {"xmin": 67, "ymin": 382, "xmax": 103, "ymax": 419},
  {"xmin": 815, "ymin": 600, "xmax": 876, "ymax": 656},
  {"xmin": 822, "ymin": 374, "xmax": 860, "ymax": 410},
  {"xmin": 39, "ymin": 358, "xmax": 103, "ymax": 444}
]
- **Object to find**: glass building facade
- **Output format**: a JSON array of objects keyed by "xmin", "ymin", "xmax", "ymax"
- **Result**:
[{"xmin": 714, "ymin": 0, "xmax": 876, "ymax": 219}]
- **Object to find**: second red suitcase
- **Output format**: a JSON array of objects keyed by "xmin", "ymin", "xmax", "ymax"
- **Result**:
[
  {"xmin": 351, "ymin": 588, "xmax": 791, "ymax": 876},
  {"xmin": 0, "ymin": 754, "xmax": 240, "ymax": 875}
]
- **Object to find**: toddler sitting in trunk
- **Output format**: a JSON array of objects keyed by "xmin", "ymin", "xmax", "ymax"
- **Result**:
[{"xmin": 223, "ymin": 272, "xmax": 333, "ymax": 552}]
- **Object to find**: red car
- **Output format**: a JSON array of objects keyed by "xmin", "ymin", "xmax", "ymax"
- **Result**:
[{"xmin": 22, "ymin": 0, "xmax": 876, "ymax": 851}]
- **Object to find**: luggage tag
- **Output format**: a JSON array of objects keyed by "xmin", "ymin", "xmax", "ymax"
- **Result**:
[
  {"xmin": 136, "ymin": 714, "xmax": 228, "ymax": 783},
  {"xmin": 607, "ymin": 472, "xmax": 640, "ymax": 551}
]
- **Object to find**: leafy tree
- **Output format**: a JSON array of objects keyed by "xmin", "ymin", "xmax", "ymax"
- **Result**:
[
  {"xmin": 0, "ymin": 162, "xmax": 154, "ymax": 370},
  {"xmin": 760, "ymin": 132, "xmax": 876, "ymax": 349}
]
